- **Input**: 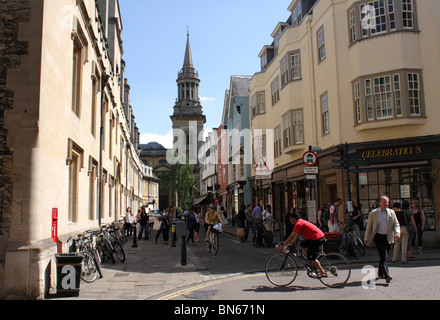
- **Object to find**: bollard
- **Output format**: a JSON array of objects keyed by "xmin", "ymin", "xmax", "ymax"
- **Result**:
[
  {"xmin": 181, "ymin": 235, "xmax": 187, "ymax": 266},
  {"xmin": 171, "ymin": 224, "xmax": 176, "ymax": 247},
  {"xmin": 132, "ymin": 223, "xmax": 138, "ymax": 248}
]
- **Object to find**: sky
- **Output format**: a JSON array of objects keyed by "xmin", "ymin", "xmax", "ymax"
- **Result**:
[{"xmin": 118, "ymin": 0, "xmax": 292, "ymax": 149}]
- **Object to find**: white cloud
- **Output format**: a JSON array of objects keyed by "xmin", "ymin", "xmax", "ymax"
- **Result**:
[
  {"xmin": 200, "ymin": 96, "xmax": 216, "ymax": 102},
  {"xmin": 140, "ymin": 131, "xmax": 173, "ymax": 149}
]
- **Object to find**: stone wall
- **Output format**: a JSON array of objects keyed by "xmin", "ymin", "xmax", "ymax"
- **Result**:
[{"xmin": 0, "ymin": 0, "xmax": 31, "ymax": 297}]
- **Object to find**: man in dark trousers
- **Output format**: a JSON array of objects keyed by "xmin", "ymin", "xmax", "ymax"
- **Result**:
[{"xmin": 364, "ymin": 195, "xmax": 400, "ymax": 283}]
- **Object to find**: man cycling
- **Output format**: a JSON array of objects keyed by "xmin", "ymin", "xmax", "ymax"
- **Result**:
[
  {"xmin": 205, "ymin": 204, "xmax": 223, "ymax": 242},
  {"xmin": 278, "ymin": 212, "xmax": 327, "ymax": 278}
]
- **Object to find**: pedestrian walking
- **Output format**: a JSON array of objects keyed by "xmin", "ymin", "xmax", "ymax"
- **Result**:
[
  {"xmin": 316, "ymin": 203, "xmax": 329, "ymax": 232},
  {"xmin": 410, "ymin": 200, "xmax": 426, "ymax": 255},
  {"xmin": 253, "ymin": 203, "xmax": 262, "ymax": 222},
  {"xmin": 194, "ymin": 207, "xmax": 201, "ymax": 242},
  {"xmin": 136, "ymin": 207, "xmax": 149, "ymax": 241},
  {"xmin": 185, "ymin": 207, "xmax": 196, "ymax": 245},
  {"xmin": 124, "ymin": 207, "xmax": 134, "ymax": 238},
  {"xmin": 237, "ymin": 205, "xmax": 246, "ymax": 243},
  {"xmin": 244, "ymin": 204, "xmax": 254, "ymax": 242},
  {"xmin": 364, "ymin": 195, "xmax": 401, "ymax": 283},
  {"xmin": 391, "ymin": 202, "xmax": 411, "ymax": 263},
  {"xmin": 155, "ymin": 208, "xmax": 170, "ymax": 244},
  {"xmin": 328, "ymin": 198, "xmax": 342, "ymax": 232},
  {"xmin": 402, "ymin": 200, "xmax": 416, "ymax": 259},
  {"xmin": 262, "ymin": 205, "xmax": 274, "ymax": 232},
  {"xmin": 284, "ymin": 208, "xmax": 295, "ymax": 240}
]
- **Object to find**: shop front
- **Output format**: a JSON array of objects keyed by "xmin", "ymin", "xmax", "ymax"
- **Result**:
[{"xmin": 345, "ymin": 135, "xmax": 440, "ymax": 247}]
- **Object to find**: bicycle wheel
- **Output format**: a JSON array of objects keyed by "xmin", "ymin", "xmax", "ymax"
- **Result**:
[
  {"xmin": 317, "ymin": 252, "xmax": 351, "ymax": 288},
  {"xmin": 265, "ymin": 254, "xmax": 298, "ymax": 287},
  {"xmin": 81, "ymin": 252, "xmax": 98, "ymax": 283},
  {"xmin": 211, "ymin": 232, "xmax": 219, "ymax": 255},
  {"xmin": 356, "ymin": 236, "xmax": 365, "ymax": 256},
  {"xmin": 104, "ymin": 240, "xmax": 115, "ymax": 264},
  {"xmin": 113, "ymin": 242, "xmax": 126, "ymax": 262}
]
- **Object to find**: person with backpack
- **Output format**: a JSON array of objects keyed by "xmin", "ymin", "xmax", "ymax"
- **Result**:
[
  {"xmin": 328, "ymin": 198, "xmax": 342, "ymax": 232},
  {"xmin": 317, "ymin": 203, "xmax": 330, "ymax": 232}
]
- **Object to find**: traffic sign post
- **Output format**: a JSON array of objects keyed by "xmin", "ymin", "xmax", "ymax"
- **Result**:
[{"xmin": 302, "ymin": 151, "xmax": 318, "ymax": 167}]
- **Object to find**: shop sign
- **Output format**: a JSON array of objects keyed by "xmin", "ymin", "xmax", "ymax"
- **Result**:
[{"xmin": 361, "ymin": 146, "xmax": 422, "ymax": 159}]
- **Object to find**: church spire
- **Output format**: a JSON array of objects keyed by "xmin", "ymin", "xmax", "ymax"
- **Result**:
[{"xmin": 183, "ymin": 27, "xmax": 194, "ymax": 70}]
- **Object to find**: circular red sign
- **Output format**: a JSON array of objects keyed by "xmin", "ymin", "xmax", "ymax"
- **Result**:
[{"xmin": 302, "ymin": 151, "xmax": 318, "ymax": 166}]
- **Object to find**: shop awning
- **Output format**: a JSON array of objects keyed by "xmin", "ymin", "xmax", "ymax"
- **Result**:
[{"xmin": 193, "ymin": 195, "xmax": 209, "ymax": 205}]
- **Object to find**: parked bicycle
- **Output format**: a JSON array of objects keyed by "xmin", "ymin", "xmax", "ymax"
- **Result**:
[
  {"xmin": 253, "ymin": 220, "xmax": 277, "ymax": 248},
  {"xmin": 72, "ymin": 234, "xmax": 101, "ymax": 283},
  {"xmin": 339, "ymin": 221, "xmax": 365, "ymax": 259},
  {"xmin": 265, "ymin": 241, "xmax": 351, "ymax": 288},
  {"xmin": 100, "ymin": 224, "xmax": 126, "ymax": 263}
]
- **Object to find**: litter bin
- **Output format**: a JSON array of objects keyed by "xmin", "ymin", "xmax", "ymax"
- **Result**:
[
  {"xmin": 55, "ymin": 253, "xmax": 83, "ymax": 297},
  {"xmin": 324, "ymin": 232, "xmax": 341, "ymax": 253}
]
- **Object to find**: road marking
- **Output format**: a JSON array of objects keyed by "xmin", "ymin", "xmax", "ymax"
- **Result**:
[{"xmin": 156, "ymin": 273, "xmax": 262, "ymax": 300}]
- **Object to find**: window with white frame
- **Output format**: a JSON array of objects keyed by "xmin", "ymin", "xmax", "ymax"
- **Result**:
[
  {"xmin": 393, "ymin": 74, "xmax": 402, "ymax": 116},
  {"xmin": 374, "ymin": 75, "xmax": 393, "ymax": 119},
  {"xmin": 321, "ymin": 93, "xmax": 330, "ymax": 135},
  {"xmin": 350, "ymin": 0, "xmax": 416, "ymax": 45},
  {"xmin": 282, "ymin": 112, "xmax": 292, "ymax": 148},
  {"xmin": 293, "ymin": 110, "xmax": 304, "ymax": 144},
  {"xmin": 281, "ymin": 109, "xmax": 304, "ymax": 148},
  {"xmin": 365, "ymin": 79, "xmax": 374, "ymax": 121},
  {"xmin": 402, "ymin": 0, "xmax": 414, "ymax": 29},
  {"xmin": 408, "ymin": 73, "xmax": 420, "ymax": 115},
  {"xmin": 274, "ymin": 125, "xmax": 282, "ymax": 158},
  {"xmin": 271, "ymin": 76, "xmax": 280, "ymax": 105},
  {"xmin": 317, "ymin": 26, "xmax": 326, "ymax": 62},
  {"xmin": 251, "ymin": 91, "xmax": 266, "ymax": 118},
  {"xmin": 280, "ymin": 55, "xmax": 289, "ymax": 87},
  {"xmin": 291, "ymin": 53, "xmax": 301, "ymax": 80},
  {"xmin": 291, "ymin": 1, "xmax": 303, "ymax": 25},
  {"xmin": 354, "ymin": 82, "xmax": 361, "ymax": 123},
  {"xmin": 349, "ymin": 9, "xmax": 356, "ymax": 43},
  {"xmin": 353, "ymin": 70, "xmax": 423, "ymax": 124}
]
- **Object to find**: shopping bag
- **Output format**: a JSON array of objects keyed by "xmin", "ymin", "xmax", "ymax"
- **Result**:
[
  {"xmin": 153, "ymin": 219, "xmax": 161, "ymax": 231},
  {"xmin": 236, "ymin": 228, "xmax": 245, "ymax": 237}
]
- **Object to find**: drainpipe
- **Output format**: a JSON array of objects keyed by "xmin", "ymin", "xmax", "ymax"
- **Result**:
[
  {"xmin": 98, "ymin": 73, "xmax": 110, "ymax": 227},
  {"xmin": 306, "ymin": 14, "xmax": 318, "ymax": 148}
]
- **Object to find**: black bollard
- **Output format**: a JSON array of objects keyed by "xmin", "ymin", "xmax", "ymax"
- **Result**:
[
  {"xmin": 171, "ymin": 224, "xmax": 176, "ymax": 247},
  {"xmin": 132, "ymin": 223, "xmax": 138, "ymax": 248},
  {"xmin": 181, "ymin": 235, "xmax": 187, "ymax": 266}
]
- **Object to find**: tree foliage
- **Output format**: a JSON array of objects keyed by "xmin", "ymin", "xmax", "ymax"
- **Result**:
[{"xmin": 159, "ymin": 162, "xmax": 195, "ymax": 207}]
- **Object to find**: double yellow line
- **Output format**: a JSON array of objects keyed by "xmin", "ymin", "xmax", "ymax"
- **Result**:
[{"xmin": 156, "ymin": 273, "xmax": 262, "ymax": 300}]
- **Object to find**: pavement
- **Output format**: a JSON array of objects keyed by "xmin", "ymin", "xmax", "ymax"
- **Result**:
[{"xmin": 52, "ymin": 221, "xmax": 440, "ymax": 300}]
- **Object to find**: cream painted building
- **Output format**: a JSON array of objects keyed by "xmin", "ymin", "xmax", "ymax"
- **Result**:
[
  {"xmin": 0, "ymin": 0, "xmax": 147, "ymax": 299},
  {"xmin": 249, "ymin": 0, "xmax": 440, "ymax": 245}
]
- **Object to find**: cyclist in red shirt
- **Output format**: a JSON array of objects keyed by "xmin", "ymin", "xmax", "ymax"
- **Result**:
[{"xmin": 278, "ymin": 212, "xmax": 327, "ymax": 277}]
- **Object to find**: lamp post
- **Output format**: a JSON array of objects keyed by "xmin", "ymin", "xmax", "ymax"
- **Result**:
[{"xmin": 98, "ymin": 73, "xmax": 110, "ymax": 227}]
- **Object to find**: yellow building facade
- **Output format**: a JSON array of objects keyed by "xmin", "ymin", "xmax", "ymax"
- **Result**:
[{"xmin": 249, "ymin": 0, "xmax": 440, "ymax": 246}]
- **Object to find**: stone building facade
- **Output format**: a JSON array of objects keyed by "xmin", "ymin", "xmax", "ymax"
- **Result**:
[{"xmin": 0, "ymin": 0, "xmax": 146, "ymax": 299}]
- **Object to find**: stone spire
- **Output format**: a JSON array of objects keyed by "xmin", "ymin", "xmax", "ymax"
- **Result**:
[{"xmin": 183, "ymin": 28, "xmax": 194, "ymax": 70}]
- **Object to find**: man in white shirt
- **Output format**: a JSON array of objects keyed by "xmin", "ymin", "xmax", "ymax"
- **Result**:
[{"xmin": 364, "ymin": 195, "xmax": 400, "ymax": 283}]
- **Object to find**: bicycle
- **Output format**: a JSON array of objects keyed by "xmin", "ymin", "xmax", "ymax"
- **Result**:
[
  {"xmin": 265, "ymin": 241, "xmax": 351, "ymax": 288},
  {"xmin": 339, "ymin": 222, "xmax": 365, "ymax": 259},
  {"xmin": 72, "ymin": 235, "xmax": 99, "ymax": 283},
  {"xmin": 101, "ymin": 224, "xmax": 126, "ymax": 263},
  {"xmin": 253, "ymin": 220, "xmax": 277, "ymax": 248},
  {"xmin": 206, "ymin": 224, "xmax": 220, "ymax": 255}
]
